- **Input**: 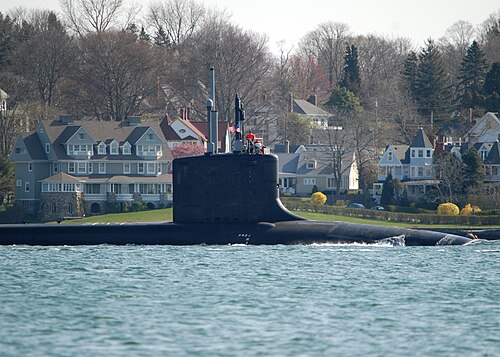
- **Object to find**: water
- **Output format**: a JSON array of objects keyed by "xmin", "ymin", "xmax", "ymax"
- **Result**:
[{"xmin": 1, "ymin": 242, "xmax": 499, "ymax": 357}]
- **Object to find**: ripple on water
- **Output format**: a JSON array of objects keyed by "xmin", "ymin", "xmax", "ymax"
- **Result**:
[{"xmin": 0, "ymin": 243, "xmax": 498, "ymax": 357}]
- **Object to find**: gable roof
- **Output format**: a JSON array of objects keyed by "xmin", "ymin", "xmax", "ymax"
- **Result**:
[
  {"xmin": 23, "ymin": 132, "xmax": 48, "ymax": 160},
  {"xmin": 485, "ymin": 141, "xmax": 500, "ymax": 164},
  {"xmin": 293, "ymin": 99, "xmax": 331, "ymax": 116},
  {"xmin": 410, "ymin": 128, "xmax": 433, "ymax": 148},
  {"xmin": 467, "ymin": 112, "xmax": 500, "ymax": 138}
]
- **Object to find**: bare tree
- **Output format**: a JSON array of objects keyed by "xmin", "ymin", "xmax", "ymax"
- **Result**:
[
  {"xmin": 477, "ymin": 10, "xmax": 500, "ymax": 64},
  {"xmin": 60, "ymin": 0, "xmax": 136, "ymax": 36},
  {"xmin": 298, "ymin": 22, "xmax": 351, "ymax": 89},
  {"xmin": 434, "ymin": 151, "xmax": 464, "ymax": 203},
  {"xmin": 146, "ymin": 0, "xmax": 206, "ymax": 48},
  {"xmin": 15, "ymin": 11, "xmax": 76, "ymax": 109},
  {"xmin": 176, "ymin": 17, "xmax": 272, "ymax": 125},
  {"xmin": 68, "ymin": 31, "xmax": 159, "ymax": 120}
]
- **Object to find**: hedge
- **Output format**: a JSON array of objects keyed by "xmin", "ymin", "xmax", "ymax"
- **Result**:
[{"xmin": 282, "ymin": 201, "xmax": 500, "ymax": 226}]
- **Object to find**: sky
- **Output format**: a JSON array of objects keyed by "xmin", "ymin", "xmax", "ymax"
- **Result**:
[{"xmin": 1, "ymin": 0, "xmax": 498, "ymax": 53}]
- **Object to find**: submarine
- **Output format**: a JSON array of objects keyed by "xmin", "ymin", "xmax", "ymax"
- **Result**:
[{"xmin": 0, "ymin": 70, "xmax": 473, "ymax": 246}]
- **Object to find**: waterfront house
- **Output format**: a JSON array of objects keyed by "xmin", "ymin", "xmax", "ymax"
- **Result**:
[{"xmin": 10, "ymin": 116, "xmax": 174, "ymax": 221}]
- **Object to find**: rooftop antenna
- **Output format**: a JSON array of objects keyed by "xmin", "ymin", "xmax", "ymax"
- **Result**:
[{"xmin": 206, "ymin": 67, "xmax": 218, "ymax": 155}]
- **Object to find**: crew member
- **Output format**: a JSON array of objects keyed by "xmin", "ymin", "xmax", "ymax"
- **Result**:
[{"xmin": 245, "ymin": 130, "xmax": 255, "ymax": 153}]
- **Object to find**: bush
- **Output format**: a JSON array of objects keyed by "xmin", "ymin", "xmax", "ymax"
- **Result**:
[
  {"xmin": 311, "ymin": 192, "xmax": 327, "ymax": 205},
  {"xmin": 460, "ymin": 203, "xmax": 481, "ymax": 216},
  {"xmin": 437, "ymin": 202, "xmax": 460, "ymax": 216}
]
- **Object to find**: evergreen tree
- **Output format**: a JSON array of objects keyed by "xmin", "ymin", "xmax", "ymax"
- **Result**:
[
  {"xmin": 0, "ymin": 153, "xmax": 14, "ymax": 203},
  {"xmin": 483, "ymin": 62, "xmax": 500, "ymax": 112},
  {"xmin": 415, "ymin": 39, "xmax": 451, "ymax": 121},
  {"xmin": 339, "ymin": 44, "xmax": 361, "ymax": 95},
  {"xmin": 326, "ymin": 87, "xmax": 362, "ymax": 114},
  {"xmin": 457, "ymin": 40, "xmax": 488, "ymax": 110},
  {"xmin": 462, "ymin": 148, "xmax": 485, "ymax": 193},
  {"xmin": 401, "ymin": 51, "xmax": 418, "ymax": 97},
  {"xmin": 139, "ymin": 26, "xmax": 151, "ymax": 43},
  {"xmin": 380, "ymin": 174, "xmax": 394, "ymax": 206},
  {"xmin": 154, "ymin": 26, "xmax": 169, "ymax": 48}
]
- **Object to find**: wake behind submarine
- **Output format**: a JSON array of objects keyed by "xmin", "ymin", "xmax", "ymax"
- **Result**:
[{"xmin": 0, "ymin": 70, "xmax": 472, "ymax": 246}]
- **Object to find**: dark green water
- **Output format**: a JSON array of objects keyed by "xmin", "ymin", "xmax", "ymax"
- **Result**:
[{"xmin": 1, "ymin": 242, "xmax": 498, "ymax": 357}]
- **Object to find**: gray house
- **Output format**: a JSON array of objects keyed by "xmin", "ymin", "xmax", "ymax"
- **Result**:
[
  {"xmin": 10, "ymin": 116, "xmax": 173, "ymax": 221},
  {"xmin": 374, "ymin": 128, "xmax": 437, "ymax": 200}
]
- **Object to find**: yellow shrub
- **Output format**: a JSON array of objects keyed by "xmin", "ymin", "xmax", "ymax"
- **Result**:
[
  {"xmin": 460, "ymin": 203, "xmax": 481, "ymax": 215},
  {"xmin": 311, "ymin": 192, "xmax": 327, "ymax": 205},
  {"xmin": 437, "ymin": 202, "xmax": 460, "ymax": 216}
]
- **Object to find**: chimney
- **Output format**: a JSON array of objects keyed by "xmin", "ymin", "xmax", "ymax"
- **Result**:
[
  {"xmin": 285, "ymin": 140, "xmax": 290, "ymax": 154},
  {"xmin": 307, "ymin": 94, "xmax": 317, "ymax": 106}
]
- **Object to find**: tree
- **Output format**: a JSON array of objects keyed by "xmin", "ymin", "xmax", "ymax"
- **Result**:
[
  {"xmin": 414, "ymin": 39, "xmax": 451, "ymax": 122},
  {"xmin": 462, "ymin": 148, "xmax": 485, "ymax": 193},
  {"xmin": 277, "ymin": 113, "xmax": 311, "ymax": 145},
  {"xmin": 68, "ymin": 31, "xmax": 158, "ymax": 120},
  {"xmin": 434, "ymin": 151, "xmax": 464, "ymax": 203},
  {"xmin": 146, "ymin": 0, "xmax": 206, "ymax": 49},
  {"xmin": 401, "ymin": 51, "xmax": 418, "ymax": 97},
  {"xmin": 298, "ymin": 22, "xmax": 351, "ymax": 89},
  {"xmin": 15, "ymin": 11, "xmax": 75, "ymax": 109},
  {"xmin": 456, "ymin": 40, "xmax": 488, "ymax": 111},
  {"xmin": 0, "ymin": 153, "xmax": 14, "ymax": 203},
  {"xmin": 171, "ymin": 143, "xmax": 205, "ymax": 158},
  {"xmin": 483, "ymin": 62, "xmax": 500, "ymax": 112},
  {"xmin": 339, "ymin": 43, "xmax": 361, "ymax": 95},
  {"xmin": 380, "ymin": 174, "xmax": 394, "ymax": 205},
  {"xmin": 60, "ymin": 0, "xmax": 135, "ymax": 36},
  {"xmin": 326, "ymin": 87, "xmax": 362, "ymax": 114}
]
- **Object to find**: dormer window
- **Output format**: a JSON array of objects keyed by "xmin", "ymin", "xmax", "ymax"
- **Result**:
[
  {"xmin": 306, "ymin": 160, "xmax": 316, "ymax": 169},
  {"xmin": 388, "ymin": 152, "xmax": 393, "ymax": 161},
  {"xmin": 123, "ymin": 142, "xmax": 131, "ymax": 155},
  {"xmin": 45, "ymin": 143, "xmax": 50, "ymax": 153},
  {"xmin": 110, "ymin": 141, "xmax": 118, "ymax": 155},
  {"xmin": 98, "ymin": 142, "xmax": 106, "ymax": 155}
]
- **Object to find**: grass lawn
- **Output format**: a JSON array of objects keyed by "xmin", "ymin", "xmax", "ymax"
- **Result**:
[{"xmin": 60, "ymin": 207, "xmax": 499, "ymax": 229}]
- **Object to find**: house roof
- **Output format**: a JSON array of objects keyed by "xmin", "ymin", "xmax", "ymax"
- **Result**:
[
  {"xmin": 42, "ymin": 172, "xmax": 81, "ymax": 183},
  {"xmin": 467, "ymin": 112, "xmax": 500, "ymax": 138},
  {"xmin": 22, "ymin": 132, "xmax": 47, "ymax": 160},
  {"xmin": 276, "ymin": 153, "xmax": 300, "ymax": 174},
  {"xmin": 410, "ymin": 128, "xmax": 433, "ymax": 148},
  {"xmin": 42, "ymin": 119, "xmax": 173, "ymax": 161},
  {"xmin": 387, "ymin": 145, "xmax": 409, "ymax": 163},
  {"xmin": 293, "ymin": 99, "xmax": 331, "ymax": 116},
  {"xmin": 485, "ymin": 141, "xmax": 500, "ymax": 164}
]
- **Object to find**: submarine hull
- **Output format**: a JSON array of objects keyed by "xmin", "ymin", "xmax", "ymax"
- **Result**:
[{"xmin": 0, "ymin": 220, "xmax": 471, "ymax": 246}]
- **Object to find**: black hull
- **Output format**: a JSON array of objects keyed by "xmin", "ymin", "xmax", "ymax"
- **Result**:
[{"xmin": 0, "ymin": 220, "xmax": 472, "ymax": 246}]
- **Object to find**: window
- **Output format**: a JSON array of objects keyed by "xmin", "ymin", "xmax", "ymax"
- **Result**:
[
  {"xmin": 45, "ymin": 143, "xmax": 50, "ymax": 153},
  {"xmin": 411, "ymin": 149, "xmax": 416, "ymax": 158},
  {"xmin": 28, "ymin": 162, "xmax": 32, "ymax": 171},
  {"xmin": 148, "ymin": 133, "xmax": 154, "ymax": 141},
  {"xmin": 110, "ymin": 142, "xmax": 118, "ymax": 155},
  {"xmin": 327, "ymin": 177, "xmax": 335, "ymax": 188},
  {"xmin": 123, "ymin": 143, "xmax": 131, "ymax": 155},
  {"xmin": 418, "ymin": 150, "xmax": 423, "ymax": 158},
  {"xmin": 157, "ymin": 163, "xmax": 162, "ymax": 174},
  {"xmin": 78, "ymin": 162, "xmax": 86, "ymax": 173},
  {"xmin": 99, "ymin": 162, "xmax": 106, "ymax": 174},
  {"xmin": 138, "ymin": 162, "xmax": 145, "ymax": 174},
  {"xmin": 388, "ymin": 152, "xmax": 393, "ymax": 161},
  {"xmin": 147, "ymin": 162, "xmax": 155, "ymax": 174},
  {"xmin": 25, "ymin": 181, "xmax": 30, "ymax": 192},
  {"xmin": 16, "ymin": 179, "xmax": 22, "ymax": 187},
  {"xmin": 303, "ymin": 178, "xmax": 316, "ymax": 185},
  {"xmin": 378, "ymin": 166, "xmax": 386, "ymax": 176},
  {"xmin": 53, "ymin": 163, "xmax": 59, "ymax": 173},
  {"xmin": 79, "ymin": 133, "xmax": 84, "ymax": 140},
  {"xmin": 15, "ymin": 147, "xmax": 23, "ymax": 154},
  {"xmin": 88, "ymin": 162, "xmax": 93, "ymax": 174},
  {"xmin": 418, "ymin": 166, "xmax": 424, "ymax": 177},
  {"xmin": 68, "ymin": 162, "xmax": 75, "ymax": 173},
  {"xmin": 98, "ymin": 143, "xmax": 106, "ymax": 155},
  {"xmin": 426, "ymin": 149, "xmax": 431, "ymax": 158},
  {"xmin": 306, "ymin": 160, "xmax": 316, "ymax": 169},
  {"xmin": 124, "ymin": 163, "xmax": 131, "ymax": 174}
]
